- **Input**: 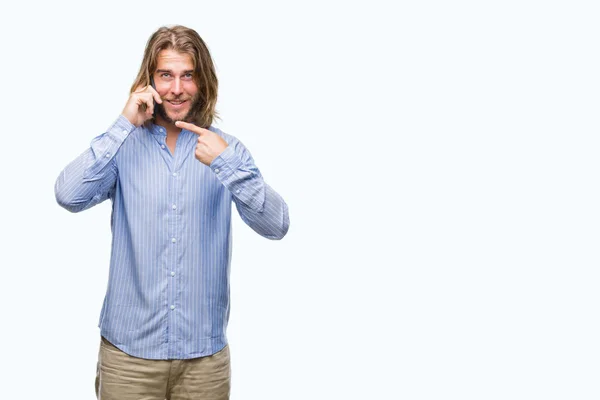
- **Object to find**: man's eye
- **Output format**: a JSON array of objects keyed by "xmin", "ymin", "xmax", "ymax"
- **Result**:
[
  {"xmin": 161, "ymin": 73, "xmax": 171, "ymax": 78},
  {"xmin": 184, "ymin": 73, "xmax": 193, "ymax": 79}
]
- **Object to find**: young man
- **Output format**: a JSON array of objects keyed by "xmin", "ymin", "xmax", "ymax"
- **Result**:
[{"xmin": 55, "ymin": 25, "xmax": 289, "ymax": 399}]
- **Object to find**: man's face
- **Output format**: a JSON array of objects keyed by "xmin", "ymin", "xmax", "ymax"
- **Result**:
[{"xmin": 153, "ymin": 49, "xmax": 200, "ymax": 125}]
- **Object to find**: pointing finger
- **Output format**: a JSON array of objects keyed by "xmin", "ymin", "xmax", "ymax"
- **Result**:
[{"xmin": 175, "ymin": 121, "xmax": 208, "ymax": 135}]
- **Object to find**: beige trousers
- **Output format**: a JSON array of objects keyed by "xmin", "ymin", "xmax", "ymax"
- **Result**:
[{"xmin": 95, "ymin": 336, "xmax": 230, "ymax": 400}]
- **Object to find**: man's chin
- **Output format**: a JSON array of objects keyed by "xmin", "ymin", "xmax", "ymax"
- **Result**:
[{"xmin": 166, "ymin": 111, "xmax": 191, "ymax": 123}]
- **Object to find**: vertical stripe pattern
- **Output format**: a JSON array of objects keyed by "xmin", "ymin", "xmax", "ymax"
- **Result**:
[{"xmin": 55, "ymin": 115, "xmax": 290, "ymax": 359}]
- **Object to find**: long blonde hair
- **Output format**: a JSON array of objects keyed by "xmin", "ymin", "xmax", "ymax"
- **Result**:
[{"xmin": 130, "ymin": 25, "xmax": 219, "ymax": 128}]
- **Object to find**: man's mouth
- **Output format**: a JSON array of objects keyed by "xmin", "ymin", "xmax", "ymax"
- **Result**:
[{"xmin": 167, "ymin": 100, "xmax": 187, "ymax": 107}]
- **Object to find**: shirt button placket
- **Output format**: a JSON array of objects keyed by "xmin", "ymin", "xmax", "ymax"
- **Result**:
[{"xmin": 168, "ymin": 167, "xmax": 180, "ymax": 352}]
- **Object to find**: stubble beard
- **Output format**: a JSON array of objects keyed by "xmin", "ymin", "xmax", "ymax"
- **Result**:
[{"xmin": 155, "ymin": 94, "xmax": 203, "ymax": 125}]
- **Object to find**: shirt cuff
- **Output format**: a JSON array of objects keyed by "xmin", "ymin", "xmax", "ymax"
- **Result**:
[
  {"xmin": 210, "ymin": 145, "xmax": 242, "ymax": 181},
  {"xmin": 83, "ymin": 116, "xmax": 136, "ymax": 180},
  {"xmin": 108, "ymin": 115, "xmax": 136, "ymax": 141}
]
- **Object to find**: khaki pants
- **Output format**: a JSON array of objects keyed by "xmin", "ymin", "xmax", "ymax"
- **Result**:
[{"xmin": 95, "ymin": 336, "xmax": 230, "ymax": 400}]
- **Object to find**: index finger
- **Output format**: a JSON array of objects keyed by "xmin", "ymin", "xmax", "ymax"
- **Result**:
[
  {"xmin": 133, "ymin": 84, "xmax": 162, "ymax": 104},
  {"xmin": 175, "ymin": 121, "xmax": 208, "ymax": 135},
  {"xmin": 146, "ymin": 84, "xmax": 163, "ymax": 104}
]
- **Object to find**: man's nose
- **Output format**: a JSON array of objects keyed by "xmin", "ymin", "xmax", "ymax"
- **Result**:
[{"xmin": 171, "ymin": 78, "xmax": 183, "ymax": 96}]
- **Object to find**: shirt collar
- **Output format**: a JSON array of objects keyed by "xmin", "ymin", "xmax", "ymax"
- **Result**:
[{"xmin": 148, "ymin": 122, "xmax": 167, "ymax": 136}]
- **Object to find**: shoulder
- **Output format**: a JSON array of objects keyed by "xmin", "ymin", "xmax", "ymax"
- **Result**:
[
  {"xmin": 208, "ymin": 125, "xmax": 257, "ymax": 163},
  {"xmin": 208, "ymin": 125, "xmax": 246, "ymax": 151},
  {"xmin": 119, "ymin": 124, "xmax": 148, "ymax": 148},
  {"xmin": 209, "ymin": 125, "xmax": 235, "ymax": 141}
]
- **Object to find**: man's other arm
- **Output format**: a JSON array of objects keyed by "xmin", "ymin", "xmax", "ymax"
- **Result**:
[
  {"xmin": 210, "ymin": 140, "xmax": 290, "ymax": 240},
  {"xmin": 54, "ymin": 116, "xmax": 134, "ymax": 212}
]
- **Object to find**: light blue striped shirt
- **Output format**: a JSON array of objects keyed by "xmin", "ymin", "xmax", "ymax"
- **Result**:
[{"xmin": 55, "ymin": 115, "xmax": 289, "ymax": 359}]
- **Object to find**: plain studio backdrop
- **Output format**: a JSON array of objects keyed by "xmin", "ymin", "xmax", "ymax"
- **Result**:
[{"xmin": 0, "ymin": 1, "xmax": 599, "ymax": 399}]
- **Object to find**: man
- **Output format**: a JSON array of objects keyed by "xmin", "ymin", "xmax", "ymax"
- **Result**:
[{"xmin": 55, "ymin": 25, "xmax": 289, "ymax": 400}]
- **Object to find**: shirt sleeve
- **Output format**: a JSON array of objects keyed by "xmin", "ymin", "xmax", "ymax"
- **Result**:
[
  {"xmin": 209, "ymin": 139, "xmax": 290, "ymax": 240},
  {"xmin": 54, "ymin": 115, "xmax": 135, "ymax": 213}
]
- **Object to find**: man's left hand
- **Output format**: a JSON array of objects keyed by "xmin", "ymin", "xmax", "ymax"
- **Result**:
[{"xmin": 175, "ymin": 121, "xmax": 228, "ymax": 166}]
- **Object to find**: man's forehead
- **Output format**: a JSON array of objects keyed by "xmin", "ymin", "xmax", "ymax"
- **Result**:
[{"xmin": 156, "ymin": 49, "xmax": 193, "ymax": 68}]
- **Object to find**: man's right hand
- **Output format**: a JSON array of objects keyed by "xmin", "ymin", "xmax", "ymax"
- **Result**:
[{"xmin": 121, "ymin": 84, "xmax": 163, "ymax": 126}]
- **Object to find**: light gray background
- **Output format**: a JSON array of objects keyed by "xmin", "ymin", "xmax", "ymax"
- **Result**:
[{"xmin": 1, "ymin": 0, "xmax": 598, "ymax": 399}]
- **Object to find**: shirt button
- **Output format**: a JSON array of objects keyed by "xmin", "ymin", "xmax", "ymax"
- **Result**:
[
  {"xmin": 172, "ymin": 172, "xmax": 178, "ymax": 177},
  {"xmin": 105, "ymin": 153, "xmax": 110, "ymax": 158},
  {"xmin": 236, "ymin": 189, "xmax": 241, "ymax": 194},
  {"xmin": 171, "ymin": 238, "xmax": 176, "ymax": 243},
  {"xmin": 161, "ymin": 144, "xmax": 166, "ymax": 149},
  {"xmin": 122, "ymin": 129, "xmax": 128, "ymax": 135},
  {"xmin": 171, "ymin": 271, "xmax": 175, "ymax": 277},
  {"xmin": 214, "ymin": 168, "xmax": 220, "ymax": 174},
  {"xmin": 172, "ymin": 204, "xmax": 177, "ymax": 210},
  {"xmin": 170, "ymin": 305, "xmax": 175, "ymax": 310}
]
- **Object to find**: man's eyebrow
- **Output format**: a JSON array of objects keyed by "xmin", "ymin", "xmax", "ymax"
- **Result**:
[{"xmin": 156, "ymin": 69, "xmax": 195, "ymax": 74}]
